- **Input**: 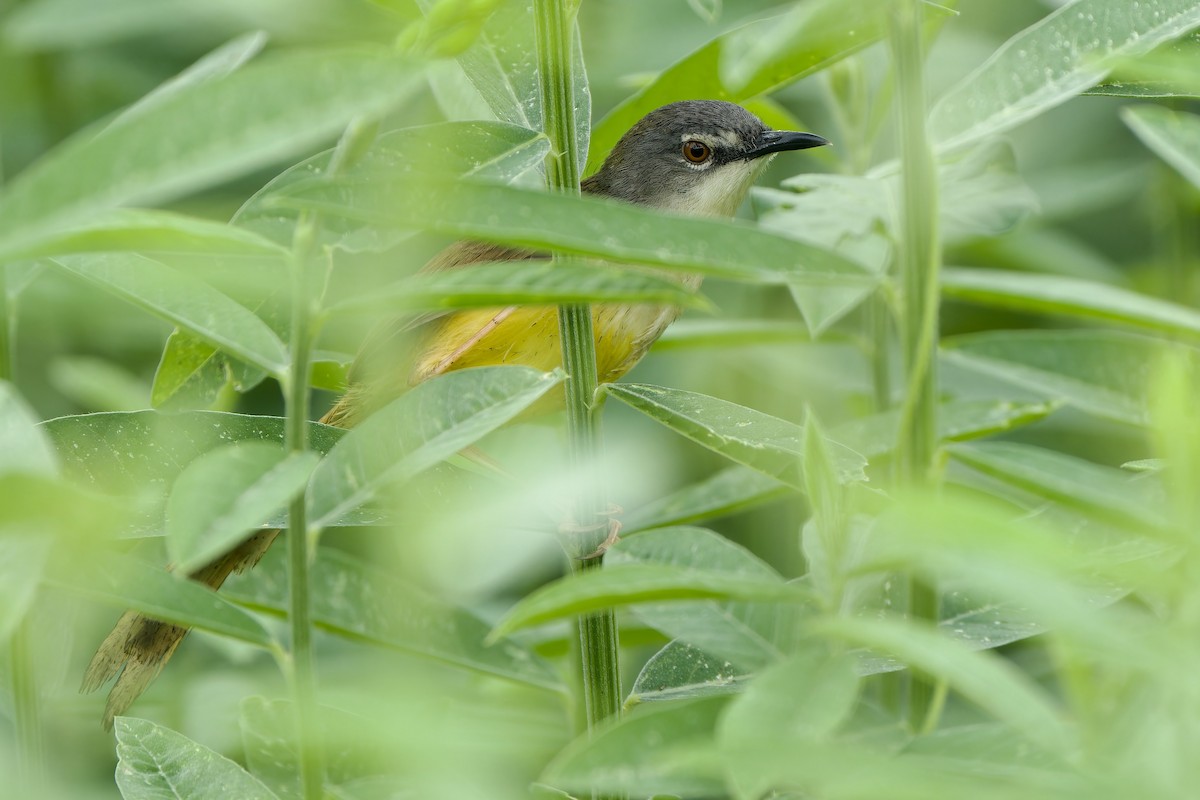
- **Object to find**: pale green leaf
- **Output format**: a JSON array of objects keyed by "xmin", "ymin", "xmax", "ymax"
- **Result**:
[
  {"xmin": 0, "ymin": 381, "xmax": 58, "ymax": 477},
  {"xmin": 630, "ymin": 640, "xmax": 750, "ymax": 703},
  {"xmin": 0, "ymin": 533, "xmax": 53, "ymax": 641},
  {"xmin": 167, "ymin": 442, "xmax": 320, "ymax": 574},
  {"xmin": 1122, "ymin": 105, "xmax": 1200, "ymax": 189},
  {"xmin": 930, "ymin": 0, "xmax": 1200, "ymax": 151},
  {"xmin": 603, "ymin": 383, "xmax": 867, "ymax": 489},
  {"xmin": 622, "ymin": 465, "xmax": 790, "ymax": 534},
  {"xmin": 308, "ymin": 366, "xmax": 563, "ymax": 527},
  {"xmin": 652, "ymin": 319, "xmax": 811, "ymax": 351},
  {"xmin": 49, "ymin": 253, "xmax": 289, "ymax": 377},
  {"xmin": 115, "ymin": 717, "xmax": 279, "ymax": 800}
]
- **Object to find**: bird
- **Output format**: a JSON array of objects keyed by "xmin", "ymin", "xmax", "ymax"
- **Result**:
[{"xmin": 82, "ymin": 100, "xmax": 830, "ymax": 728}]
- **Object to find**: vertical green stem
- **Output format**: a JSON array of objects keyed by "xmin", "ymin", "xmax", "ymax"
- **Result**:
[
  {"xmin": 533, "ymin": 0, "xmax": 623, "ymax": 742},
  {"xmin": 285, "ymin": 212, "xmax": 323, "ymax": 800},
  {"xmin": 889, "ymin": 0, "xmax": 941, "ymax": 731}
]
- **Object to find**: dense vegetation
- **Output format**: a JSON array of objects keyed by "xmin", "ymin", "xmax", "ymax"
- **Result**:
[{"xmin": 1, "ymin": 0, "xmax": 1199, "ymax": 798}]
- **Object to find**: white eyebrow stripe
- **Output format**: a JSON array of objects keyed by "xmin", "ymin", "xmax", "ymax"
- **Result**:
[{"xmin": 680, "ymin": 131, "xmax": 743, "ymax": 148}]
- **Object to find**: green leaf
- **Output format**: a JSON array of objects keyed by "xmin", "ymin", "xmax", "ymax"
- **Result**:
[
  {"xmin": 942, "ymin": 267, "xmax": 1200, "ymax": 340},
  {"xmin": 271, "ymin": 175, "xmax": 875, "ymax": 287},
  {"xmin": 151, "ymin": 331, "xmax": 233, "ymax": 411},
  {"xmin": 0, "ymin": 382, "xmax": 58, "ymax": 477},
  {"xmin": 815, "ymin": 616, "xmax": 1071, "ymax": 754},
  {"xmin": 236, "ymin": 120, "xmax": 550, "ymax": 251},
  {"xmin": 308, "ymin": 366, "xmax": 562, "ymax": 527},
  {"xmin": 622, "ymin": 465, "xmax": 790, "ymax": 534},
  {"xmin": 48, "ymin": 356, "xmax": 149, "ymax": 413},
  {"xmin": 489, "ymin": 562, "xmax": 813, "ymax": 642},
  {"xmin": 0, "ymin": 47, "xmax": 424, "ymax": 257},
  {"xmin": 606, "ymin": 527, "xmax": 797, "ymax": 671},
  {"xmin": 50, "ymin": 551, "xmax": 273, "ymax": 646},
  {"xmin": 328, "ymin": 260, "xmax": 711, "ymax": 316},
  {"xmin": 166, "ymin": 442, "xmax": 320, "ymax": 574},
  {"xmin": 603, "ymin": 383, "xmax": 867, "ymax": 489},
  {"xmin": 587, "ymin": 0, "xmax": 902, "ymax": 172},
  {"xmin": 0, "ymin": 532, "xmax": 53, "ymax": 641},
  {"xmin": 115, "ymin": 716, "xmax": 279, "ymax": 800},
  {"xmin": 49, "ymin": 253, "xmax": 289, "ymax": 377},
  {"xmin": 831, "ymin": 398, "xmax": 1059, "ymax": 459},
  {"xmin": 41, "ymin": 411, "xmax": 349, "ymax": 535},
  {"xmin": 941, "ymin": 329, "xmax": 1196, "ymax": 426},
  {"xmin": 930, "ymin": 0, "xmax": 1200, "ymax": 152},
  {"xmin": 542, "ymin": 696, "xmax": 728, "ymax": 798},
  {"xmin": 653, "ymin": 319, "xmax": 811, "ymax": 351},
  {"xmin": 947, "ymin": 441, "xmax": 1169, "ymax": 533},
  {"xmin": 630, "ymin": 640, "xmax": 750, "ymax": 703},
  {"xmin": 1122, "ymin": 105, "xmax": 1200, "ymax": 190},
  {"xmin": 224, "ymin": 546, "xmax": 562, "ymax": 691}
]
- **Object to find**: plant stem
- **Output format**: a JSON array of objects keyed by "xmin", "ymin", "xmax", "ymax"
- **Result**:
[
  {"xmin": 889, "ymin": 0, "xmax": 941, "ymax": 732},
  {"xmin": 286, "ymin": 206, "xmax": 323, "ymax": 800},
  {"xmin": 533, "ymin": 0, "xmax": 623, "ymax": 745}
]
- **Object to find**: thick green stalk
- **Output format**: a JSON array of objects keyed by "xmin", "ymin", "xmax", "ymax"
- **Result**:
[
  {"xmin": 533, "ymin": 0, "xmax": 623, "ymax": 738},
  {"xmin": 285, "ymin": 209, "xmax": 323, "ymax": 800},
  {"xmin": 889, "ymin": 0, "xmax": 941, "ymax": 732}
]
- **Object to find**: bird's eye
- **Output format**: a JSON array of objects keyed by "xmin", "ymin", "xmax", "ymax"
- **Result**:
[{"xmin": 682, "ymin": 140, "xmax": 712, "ymax": 164}]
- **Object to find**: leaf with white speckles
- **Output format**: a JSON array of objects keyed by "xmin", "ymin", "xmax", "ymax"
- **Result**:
[{"xmin": 115, "ymin": 716, "xmax": 279, "ymax": 800}]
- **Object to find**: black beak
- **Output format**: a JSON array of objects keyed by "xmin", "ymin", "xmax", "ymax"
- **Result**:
[{"xmin": 744, "ymin": 130, "xmax": 831, "ymax": 160}]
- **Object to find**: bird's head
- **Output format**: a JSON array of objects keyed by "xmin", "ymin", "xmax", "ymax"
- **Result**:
[{"xmin": 583, "ymin": 100, "xmax": 829, "ymax": 217}]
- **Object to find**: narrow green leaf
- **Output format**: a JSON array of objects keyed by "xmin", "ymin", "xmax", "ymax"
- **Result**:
[
  {"xmin": 236, "ymin": 120, "xmax": 550, "ymax": 251},
  {"xmin": 0, "ymin": 382, "xmax": 58, "ymax": 477},
  {"xmin": 0, "ymin": 533, "xmax": 53, "ymax": 641},
  {"xmin": 603, "ymin": 382, "xmax": 867, "ymax": 489},
  {"xmin": 815, "ymin": 616, "xmax": 1071, "ymax": 754},
  {"xmin": 115, "ymin": 717, "xmax": 279, "ymax": 800},
  {"xmin": 151, "ymin": 330, "xmax": 233, "ymax": 410},
  {"xmin": 653, "ymin": 319, "xmax": 811, "ymax": 351},
  {"xmin": 542, "ymin": 696, "xmax": 728, "ymax": 798},
  {"xmin": 224, "ymin": 546, "xmax": 563, "ymax": 691},
  {"xmin": 328, "ymin": 260, "xmax": 710, "ymax": 316},
  {"xmin": 831, "ymin": 398, "xmax": 1059, "ymax": 459},
  {"xmin": 587, "ymin": 0, "xmax": 903, "ymax": 172},
  {"xmin": 49, "ymin": 551, "xmax": 273, "ymax": 647},
  {"xmin": 308, "ymin": 366, "xmax": 563, "ymax": 528},
  {"xmin": 0, "ymin": 47, "xmax": 423, "ymax": 256},
  {"xmin": 942, "ymin": 329, "xmax": 1196, "ymax": 426},
  {"xmin": 930, "ymin": 0, "xmax": 1200, "ymax": 151},
  {"xmin": 606, "ymin": 527, "xmax": 796, "ymax": 671},
  {"xmin": 630, "ymin": 640, "xmax": 750, "ymax": 703},
  {"xmin": 622, "ymin": 465, "xmax": 790, "ymax": 534},
  {"xmin": 49, "ymin": 253, "xmax": 289, "ymax": 377},
  {"xmin": 48, "ymin": 356, "xmax": 149, "ymax": 412},
  {"xmin": 1122, "ymin": 105, "xmax": 1200, "ymax": 189},
  {"xmin": 942, "ymin": 267, "xmax": 1200, "ymax": 340},
  {"xmin": 271, "ymin": 175, "xmax": 875, "ymax": 286},
  {"xmin": 947, "ymin": 441, "xmax": 1169, "ymax": 533},
  {"xmin": 490, "ymin": 562, "xmax": 813, "ymax": 641},
  {"xmin": 167, "ymin": 442, "xmax": 320, "ymax": 574}
]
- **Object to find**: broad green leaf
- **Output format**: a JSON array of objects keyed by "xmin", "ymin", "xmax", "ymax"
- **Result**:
[
  {"xmin": 236, "ymin": 120, "xmax": 550, "ymax": 251},
  {"xmin": 0, "ymin": 532, "xmax": 53, "ymax": 641},
  {"xmin": 947, "ymin": 441, "xmax": 1169, "ymax": 533},
  {"xmin": 930, "ymin": 0, "xmax": 1200, "ymax": 152},
  {"xmin": 630, "ymin": 640, "xmax": 750, "ymax": 704},
  {"xmin": 941, "ymin": 329, "xmax": 1197, "ymax": 426},
  {"xmin": 489, "ymin": 562, "xmax": 813, "ymax": 641},
  {"xmin": 603, "ymin": 383, "xmax": 867, "ymax": 489},
  {"xmin": 0, "ymin": 382, "xmax": 58, "ymax": 476},
  {"xmin": 2, "ymin": 208, "xmax": 287, "ymax": 263},
  {"xmin": 49, "ymin": 253, "xmax": 289, "ymax": 377},
  {"xmin": 653, "ymin": 319, "xmax": 811, "ymax": 351},
  {"xmin": 50, "ymin": 551, "xmax": 273, "ymax": 646},
  {"xmin": 942, "ymin": 267, "xmax": 1200, "ymax": 340},
  {"xmin": 831, "ymin": 398, "xmax": 1059, "ymax": 459},
  {"xmin": 587, "ymin": 0, "xmax": 902, "ymax": 172},
  {"xmin": 541, "ymin": 696, "xmax": 728, "ymax": 798},
  {"xmin": 1085, "ymin": 30, "xmax": 1200, "ymax": 98},
  {"xmin": 224, "ymin": 546, "xmax": 562, "ymax": 691},
  {"xmin": 622, "ymin": 465, "xmax": 790, "ymax": 534},
  {"xmin": 1122, "ymin": 105, "xmax": 1200, "ymax": 189},
  {"xmin": 328, "ymin": 260, "xmax": 710, "ymax": 316},
  {"xmin": 166, "ymin": 442, "xmax": 320, "ymax": 574},
  {"xmin": 0, "ymin": 47, "xmax": 423, "ymax": 257},
  {"xmin": 115, "ymin": 716, "xmax": 279, "ymax": 800},
  {"xmin": 815, "ymin": 616, "xmax": 1071, "ymax": 754},
  {"xmin": 607, "ymin": 527, "xmax": 796, "ymax": 672},
  {"xmin": 271, "ymin": 175, "xmax": 874, "ymax": 287},
  {"xmin": 151, "ymin": 331, "xmax": 235, "ymax": 411},
  {"xmin": 41, "ymin": 411, "xmax": 348, "ymax": 535},
  {"xmin": 308, "ymin": 366, "xmax": 562, "ymax": 527}
]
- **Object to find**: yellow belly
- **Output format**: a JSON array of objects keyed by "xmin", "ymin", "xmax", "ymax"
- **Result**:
[{"xmin": 411, "ymin": 302, "xmax": 682, "ymax": 387}]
